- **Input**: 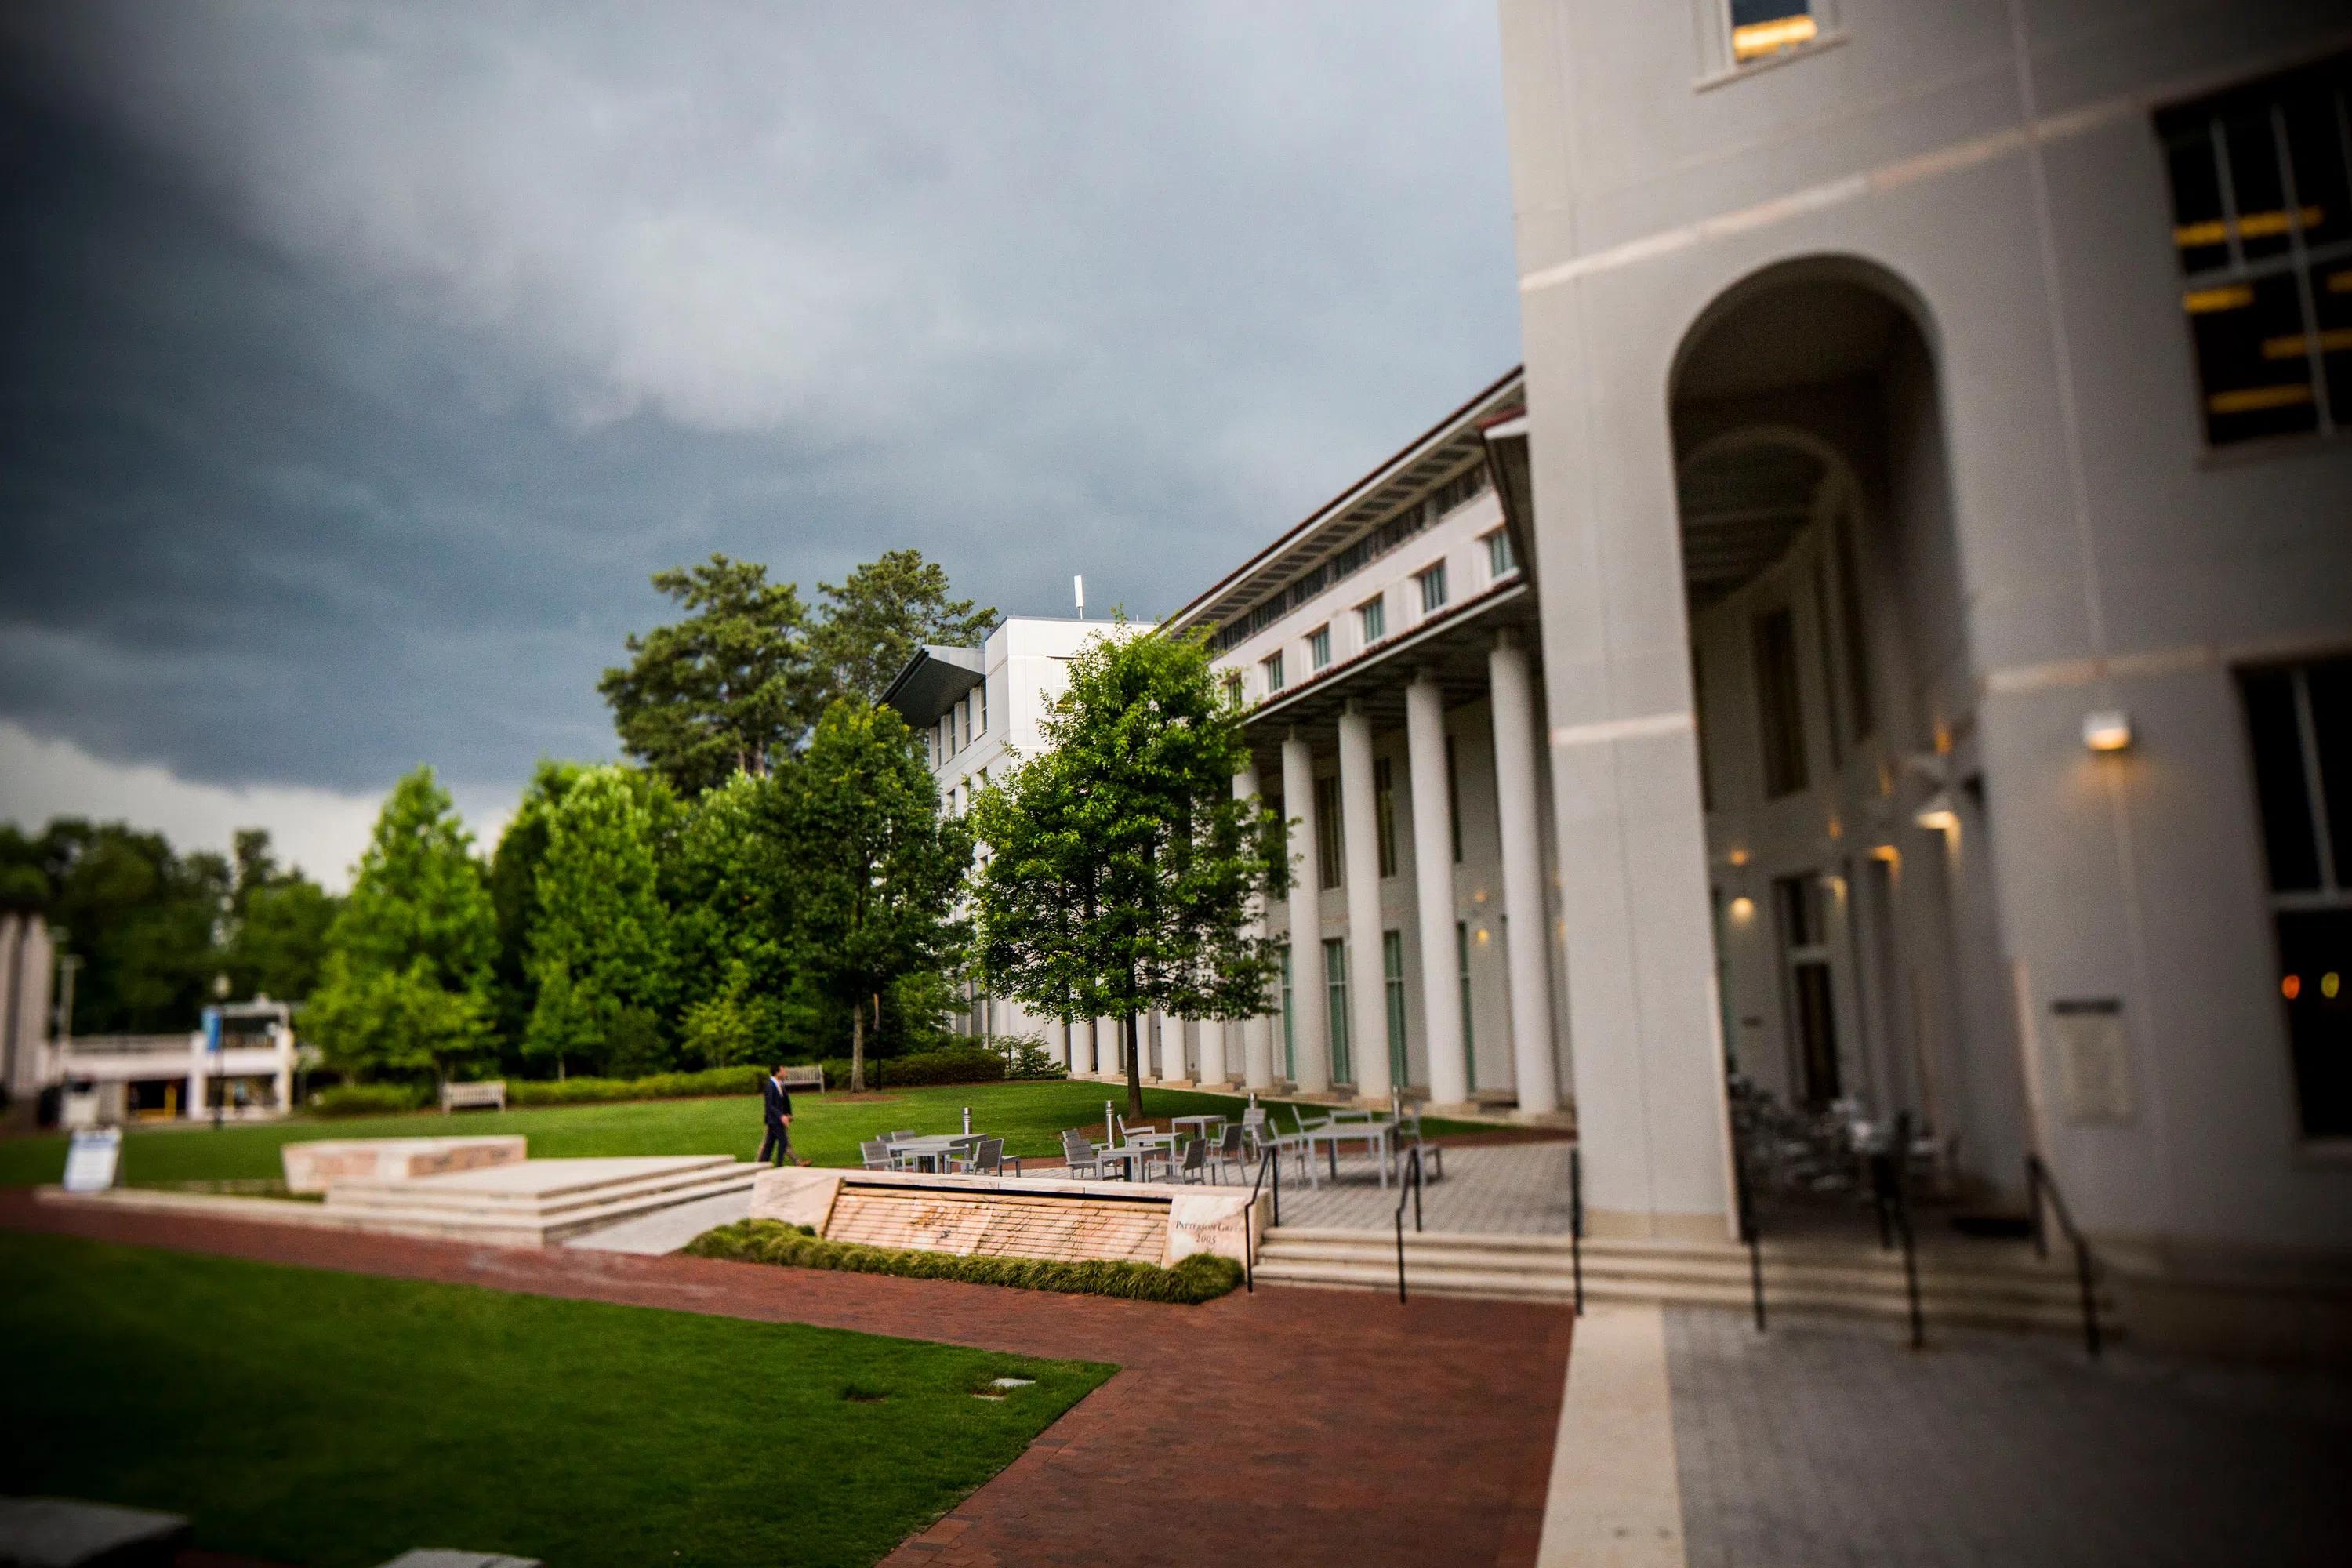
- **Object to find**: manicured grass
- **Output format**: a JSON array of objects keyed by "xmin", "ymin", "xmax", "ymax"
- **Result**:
[
  {"xmin": 0, "ymin": 1080, "xmax": 1494, "ymax": 1188},
  {"xmin": 0, "ymin": 1230, "xmax": 1113, "ymax": 1568}
]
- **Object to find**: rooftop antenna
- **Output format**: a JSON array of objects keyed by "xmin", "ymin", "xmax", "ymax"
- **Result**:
[{"xmin": 1074, "ymin": 575, "xmax": 1085, "ymax": 619}]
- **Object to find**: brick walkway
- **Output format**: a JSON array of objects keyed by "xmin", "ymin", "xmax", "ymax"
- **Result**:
[{"xmin": 2, "ymin": 1190, "xmax": 1572, "ymax": 1567}]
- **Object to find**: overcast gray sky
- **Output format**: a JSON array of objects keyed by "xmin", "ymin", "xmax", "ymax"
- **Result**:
[{"xmin": 0, "ymin": 2, "xmax": 1520, "ymax": 884}]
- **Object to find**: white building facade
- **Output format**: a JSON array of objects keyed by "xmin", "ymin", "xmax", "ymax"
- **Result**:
[{"xmin": 1489, "ymin": 1, "xmax": 2350, "ymax": 1351}]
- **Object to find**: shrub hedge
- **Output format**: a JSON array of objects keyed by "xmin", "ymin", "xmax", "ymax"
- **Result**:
[
  {"xmin": 310, "ymin": 1083, "xmax": 428, "ymax": 1117},
  {"xmin": 684, "ymin": 1218, "xmax": 1243, "ymax": 1303},
  {"xmin": 507, "ymin": 1065, "xmax": 768, "ymax": 1106}
]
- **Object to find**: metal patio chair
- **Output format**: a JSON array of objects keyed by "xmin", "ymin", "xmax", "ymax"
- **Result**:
[{"xmin": 1061, "ymin": 1129, "xmax": 1106, "ymax": 1179}]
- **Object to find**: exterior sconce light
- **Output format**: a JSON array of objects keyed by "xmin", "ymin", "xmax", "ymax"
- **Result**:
[
  {"xmin": 1914, "ymin": 790, "xmax": 1961, "ymax": 833},
  {"xmin": 1728, "ymin": 895, "xmax": 1756, "ymax": 924},
  {"xmin": 2083, "ymin": 711, "xmax": 2133, "ymax": 753},
  {"xmin": 1726, "ymin": 848, "xmax": 1750, "ymax": 867}
]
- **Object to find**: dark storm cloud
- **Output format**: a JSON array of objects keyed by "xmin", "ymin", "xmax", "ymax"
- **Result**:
[{"xmin": 0, "ymin": 2, "xmax": 1519, "ymax": 797}]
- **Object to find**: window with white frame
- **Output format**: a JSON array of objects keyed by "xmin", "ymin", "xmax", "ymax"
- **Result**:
[
  {"xmin": 1484, "ymin": 528, "xmax": 1516, "ymax": 579},
  {"xmin": 1221, "ymin": 672, "xmax": 1243, "ymax": 708},
  {"xmin": 1308, "ymin": 625, "xmax": 1332, "ymax": 670},
  {"xmin": 1357, "ymin": 594, "xmax": 1386, "ymax": 644},
  {"xmin": 1730, "ymin": 0, "xmax": 1817, "ymax": 64},
  {"xmin": 1416, "ymin": 561, "xmax": 1449, "ymax": 616},
  {"xmin": 1262, "ymin": 650, "xmax": 1286, "ymax": 693}
]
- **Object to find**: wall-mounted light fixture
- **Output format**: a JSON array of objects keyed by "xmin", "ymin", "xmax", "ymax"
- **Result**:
[
  {"xmin": 1914, "ymin": 790, "xmax": 1961, "ymax": 833},
  {"xmin": 1728, "ymin": 896, "xmax": 1756, "ymax": 924},
  {"xmin": 1726, "ymin": 848, "xmax": 1750, "ymax": 867},
  {"xmin": 2082, "ymin": 710, "xmax": 2133, "ymax": 753}
]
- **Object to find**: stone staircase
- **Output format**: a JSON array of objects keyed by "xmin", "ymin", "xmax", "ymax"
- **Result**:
[
  {"xmin": 319, "ymin": 1156, "xmax": 759, "ymax": 1247},
  {"xmin": 1254, "ymin": 1225, "xmax": 2112, "ymax": 1335}
]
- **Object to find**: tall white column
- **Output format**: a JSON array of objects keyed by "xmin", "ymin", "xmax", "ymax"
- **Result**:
[
  {"xmin": 1406, "ymin": 673, "xmax": 1470, "ymax": 1106},
  {"xmin": 1338, "ymin": 702, "xmax": 1392, "ymax": 1104},
  {"xmin": 1199, "ymin": 1018, "xmax": 1228, "ymax": 1087},
  {"xmin": 1490, "ymin": 633, "xmax": 1561, "ymax": 1116},
  {"xmin": 1236, "ymin": 762, "xmax": 1276, "ymax": 1090},
  {"xmin": 1281, "ymin": 731, "xmax": 1331, "ymax": 1093}
]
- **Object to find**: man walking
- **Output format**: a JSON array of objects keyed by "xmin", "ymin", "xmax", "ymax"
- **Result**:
[{"xmin": 759, "ymin": 1064, "xmax": 802, "ymax": 1167}]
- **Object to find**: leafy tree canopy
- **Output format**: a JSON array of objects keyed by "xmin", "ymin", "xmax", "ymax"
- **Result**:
[
  {"xmin": 524, "ymin": 764, "xmax": 680, "ymax": 1079},
  {"xmin": 812, "ymin": 548, "xmax": 997, "ymax": 705},
  {"xmin": 309, "ymin": 767, "xmax": 497, "ymax": 1084},
  {"xmin": 970, "ymin": 626, "xmax": 1287, "ymax": 1116},
  {"xmin": 773, "ymin": 698, "xmax": 973, "ymax": 1091},
  {"xmin": 599, "ymin": 554, "xmax": 814, "ymax": 796}
]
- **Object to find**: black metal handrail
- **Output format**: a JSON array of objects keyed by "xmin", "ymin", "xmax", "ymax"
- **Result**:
[
  {"xmin": 1392, "ymin": 1145, "xmax": 1425, "ymax": 1305},
  {"xmin": 2026, "ymin": 1153, "xmax": 2103, "ymax": 1359},
  {"xmin": 1568, "ymin": 1144, "xmax": 1584, "ymax": 1316},
  {"xmin": 1242, "ymin": 1142, "xmax": 1281, "ymax": 1293},
  {"xmin": 1732, "ymin": 1125, "xmax": 1766, "ymax": 1332}
]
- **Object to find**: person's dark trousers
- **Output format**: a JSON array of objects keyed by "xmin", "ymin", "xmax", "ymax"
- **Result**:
[{"xmin": 757, "ymin": 1127, "xmax": 790, "ymax": 1167}]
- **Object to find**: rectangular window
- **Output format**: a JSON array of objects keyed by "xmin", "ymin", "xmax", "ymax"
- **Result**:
[
  {"xmin": 1374, "ymin": 756, "xmax": 1398, "ymax": 878},
  {"xmin": 1693, "ymin": 647, "xmax": 1715, "ymax": 813},
  {"xmin": 1484, "ymin": 528, "xmax": 1516, "ymax": 579},
  {"xmin": 1773, "ymin": 872, "xmax": 1841, "ymax": 1107},
  {"xmin": 1281, "ymin": 947, "xmax": 1295, "ymax": 1082},
  {"xmin": 1456, "ymin": 920, "xmax": 1477, "ymax": 1091},
  {"xmin": 1358, "ymin": 594, "xmax": 1386, "ymax": 644},
  {"xmin": 978, "ymin": 676, "xmax": 988, "ymax": 735},
  {"xmin": 1308, "ymin": 625, "xmax": 1332, "ymax": 670},
  {"xmin": 1417, "ymin": 561, "xmax": 1450, "ymax": 616},
  {"xmin": 1445, "ymin": 734, "xmax": 1463, "ymax": 863},
  {"xmin": 1314, "ymin": 775, "xmax": 1344, "ymax": 891},
  {"xmin": 2239, "ymin": 656, "xmax": 2352, "ymax": 1138},
  {"xmin": 2156, "ymin": 56, "xmax": 2352, "ymax": 445},
  {"xmin": 958, "ymin": 698, "xmax": 971, "ymax": 751},
  {"xmin": 1810, "ymin": 561, "xmax": 1844, "ymax": 768},
  {"xmin": 1262, "ymin": 651, "xmax": 1286, "ymax": 693},
  {"xmin": 1221, "ymin": 672, "xmax": 1244, "ymax": 708},
  {"xmin": 1731, "ymin": 0, "xmax": 1815, "ymax": 64},
  {"xmin": 1753, "ymin": 607, "xmax": 1810, "ymax": 798},
  {"xmin": 1324, "ymin": 937, "xmax": 1352, "ymax": 1086},
  {"xmin": 1384, "ymin": 929, "xmax": 1409, "ymax": 1090},
  {"xmin": 1833, "ymin": 504, "xmax": 1875, "ymax": 738}
]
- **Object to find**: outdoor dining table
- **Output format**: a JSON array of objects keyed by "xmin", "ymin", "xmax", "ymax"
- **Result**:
[
  {"xmin": 884, "ymin": 1133, "xmax": 984, "ymax": 1173},
  {"xmin": 1298, "ymin": 1115, "xmax": 1399, "ymax": 1189},
  {"xmin": 1094, "ymin": 1145, "xmax": 1160, "ymax": 1181},
  {"xmin": 1170, "ymin": 1114, "xmax": 1226, "ymax": 1144}
]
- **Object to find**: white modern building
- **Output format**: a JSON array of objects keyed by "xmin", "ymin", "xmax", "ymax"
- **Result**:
[{"xmin": 1454, "ymin": 0, "xmax": 2347, "ymax": 1351}]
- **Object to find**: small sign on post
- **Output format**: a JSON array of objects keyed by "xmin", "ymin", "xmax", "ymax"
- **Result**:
[{"xmin": 63, "ymin": 1127, "xmax": 122, "ymax": 1193}]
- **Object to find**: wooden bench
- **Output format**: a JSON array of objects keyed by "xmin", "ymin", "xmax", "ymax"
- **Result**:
[
  {"xmin": 780, "ymin": 1065, "xmax": 826, "ymax": 1094},
  {"xmin": 441, "ymin": 1080, "xmax": 507, "ymax": 1114}
]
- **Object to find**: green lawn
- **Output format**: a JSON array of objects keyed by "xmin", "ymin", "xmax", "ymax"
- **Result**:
[
  {"xmin": 0, "ymin": 1230, "xmax": 1113, "ymax": 1567},
  {"xmin": 0, "ymin": 1079, "xmax": 1492, "ymax": 1188}
]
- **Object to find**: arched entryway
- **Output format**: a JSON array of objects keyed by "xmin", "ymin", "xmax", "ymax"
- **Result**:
[{"xmin": 1669, "ymin": 257, "xmax": 2030, "ymax": 1203}]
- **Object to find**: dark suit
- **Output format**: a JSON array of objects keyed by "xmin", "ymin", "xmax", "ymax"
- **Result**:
[{"xmin": 758, "ymin": 1076, "xmax": 794, "ymax": 1167}]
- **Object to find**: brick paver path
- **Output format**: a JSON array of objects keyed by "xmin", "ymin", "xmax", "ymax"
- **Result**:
[{"xmin": 3, "ymin": 1190, "xmax": 1572, "ymax": 1567}]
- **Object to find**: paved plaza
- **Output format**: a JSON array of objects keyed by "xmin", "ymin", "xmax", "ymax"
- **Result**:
[
  {"xmin": 1661, "ymin": 1307, "xmax": 2348, "ymax": 1567},
  {"xmin": 1272, "ymin": 1138, "xmax": 1577, "ymax": 1233}
]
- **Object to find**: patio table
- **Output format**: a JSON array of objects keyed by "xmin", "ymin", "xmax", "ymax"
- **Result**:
[
  {"xmin": 1094, "ymin": 1145, "xmax": 1160, "ymax": 1181},
  {"xmin": 886, "ymin": 1134, "xmax": 984, "ymax": 1173},
  {"xmin": 1171, "ymin": 1114, "xmax": 1227, "ymax": 1144},
  {"xmin": 1300, "ymin": 1118, "xmax": 1398, "ymax": 1190}
]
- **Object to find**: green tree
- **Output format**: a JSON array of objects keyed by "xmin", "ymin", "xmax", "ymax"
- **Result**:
[
  {"xmin": 19, "ymin": 820, "xmax": 228, "ymax": 1034},
  {"xmin": 670, "ymin": 770, "xmax": 804, "ymax": 1068},
  {"xmin": 221, "ymin": 829, "xmax": 339, "ymax": 1003},
  {"xmin": 524, "ymin": 765, "xmax": 680, "ymax": 1078},
  {"xmin": 599, "ymin": 554, "xmax": 814, "ymax": 797},
  {"xmin": 811, "ymin": 548, "xmax": 997, "ymax": 705},
  {"xmin": 485, "ymin": 760, "xmax": 590, "ymax": 1062},
  {"xmin": 775, "ymin": 699, "xmax": 972, "ymax": 1091},
  {"xmin": 970, "ymin": 627, "xmax": 1287, "ymax": 1117},
  {"xmin": 308, "ymin": 768, "xmax": 497, "ymax": 1087}
]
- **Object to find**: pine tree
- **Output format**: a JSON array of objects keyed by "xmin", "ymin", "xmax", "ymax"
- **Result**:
[{"xmin": 524, "ymin": 766, "xmax": 679, "ymax": 1078}]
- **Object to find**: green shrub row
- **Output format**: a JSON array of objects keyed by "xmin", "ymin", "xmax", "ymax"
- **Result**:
[
  {"xmin": 310, "ymin": 1083, "xmax": 428, "ymax": 1117},
  {"xmin": 506, "ymin": 1065, "xmax": 768, "ymax": 1106},
  {"xmin": 683, "ymin": 1219, "xmax": 1243, "ymax": 1303}
]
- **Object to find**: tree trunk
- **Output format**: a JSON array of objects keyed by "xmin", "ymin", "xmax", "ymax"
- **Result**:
[
  {"xmin": 851, "ymin": 1004, "xmax": 866, "ymax": 1094},
  {"xmin": 1124, "ymin": 1011, "xmax": 1145, "ymax": 1120}
]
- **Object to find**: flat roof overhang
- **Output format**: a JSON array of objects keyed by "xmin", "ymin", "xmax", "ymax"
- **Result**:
[
  {"xmin": 1236, "ymin": 578, "xmax": 1537, "ymax": 774},
  {"xmin": 879, "ymin": 644, "xmax": 985, "ymax": 727}
]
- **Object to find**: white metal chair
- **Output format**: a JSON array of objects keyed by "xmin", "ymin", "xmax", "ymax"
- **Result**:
[
  {"xmin": 859, "ymin": 1138, "xmax": 897, "ymax": 1171},
  {"xmin": 951, "ymin": 1136, "xmax": 1022, "ymax": 1178},
  {"xmin": 1061, "ymin": 1130, "xmax": 1106, "ymax": 1179},
  {"xmin": 1159, "ymin": 1136, "xmax": 1210, "ymax": 1185}
]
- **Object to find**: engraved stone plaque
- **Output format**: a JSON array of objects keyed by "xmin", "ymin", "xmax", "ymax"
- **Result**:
[{"xmin": 2052, "ymin": 999, "xmax": 2131, "ymax": 1124}]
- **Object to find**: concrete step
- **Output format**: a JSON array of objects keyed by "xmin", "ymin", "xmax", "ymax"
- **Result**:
[
  {"xmin": 1254, "ymin": 1225, "xmax": 2113, "ymax": 1334},
  {"xmin": 325, "ymin": 1167, "xmax": 759, "ymax": 1245},
  {"xmin": 325, "ymin": 1156, "xmax": 742, "ymax": 1218}
]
